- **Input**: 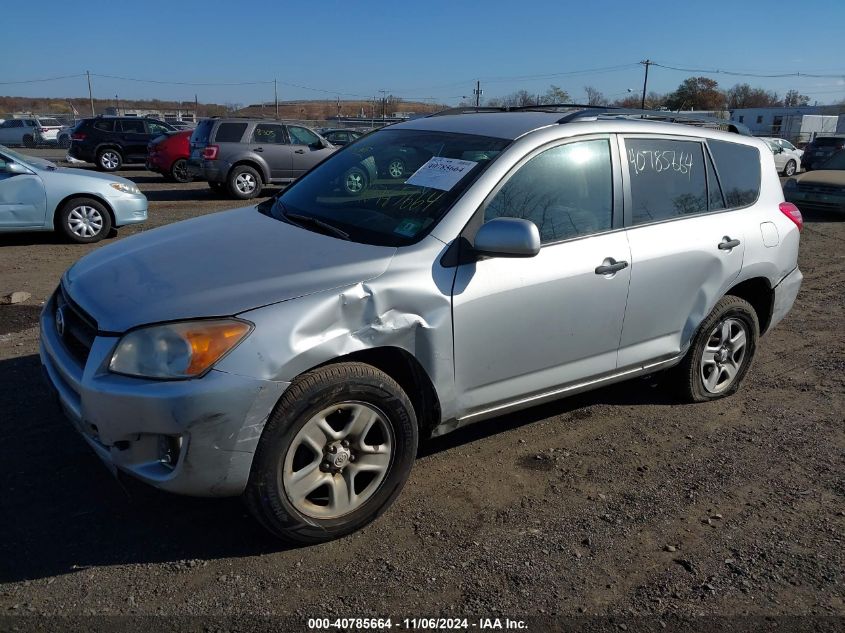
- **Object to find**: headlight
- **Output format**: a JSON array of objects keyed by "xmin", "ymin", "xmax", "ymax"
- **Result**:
[
  {"xmin": 109, "ymin": 182, "xmax": 140, "ymax": 195},
  {"xmin": 109, "ymin": 319, "xmax": 251, "ymax": 379},
  {"xmin": 783, "ymin": 178, "xmax": 798, "ymax": 191}
]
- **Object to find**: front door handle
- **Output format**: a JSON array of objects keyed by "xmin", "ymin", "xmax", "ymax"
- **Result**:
[
  {"xmin": 718, "ymin": 237, "xmax": 741, "ymax": 250},
  {"xmin": 254, "ymin": 147, "xmax": 264, "ymax": 152},
  {"xmin": 595, "ymin": 258, "xmax": 629, "ymax": 275}
]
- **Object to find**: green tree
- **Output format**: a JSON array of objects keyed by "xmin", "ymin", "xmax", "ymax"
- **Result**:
[{"xmin": 664, "ymin": 76, "xmax": 725, "ymax": 111}]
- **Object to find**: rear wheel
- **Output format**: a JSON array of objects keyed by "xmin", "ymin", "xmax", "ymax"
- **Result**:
[
  {"xmin": 59, "ymin": 135, "xmax": 71, "ymax": 149},
  {"xmin": 168, "ymin": 158, "xmax": 192, "ymax": 183},
  {"xmin": 227, "ymin": 165, "xmax": 262, "ymax": 199},
  {"xmin": 22, "ymin": 134, "xmax": 35, "ymax": 148},
  {"xmin": 245, "ymin": 362, "xmax": 418, "ymax": 544},
  {"xmin": 97, "ymin": 148, "xmax": 122, "ymax": 172},
  {"xmin": 783, "ymin": 160, "xmax": 797, "ymax": 177},
  {"xmin": 386, "ymin": 157, "xmax": 406, "ymax": 179},
  {"xmin": 673, "ymin": 296, "xmax": 759, "ymax": 402},
  {"xmin": 57, "ymin": 197, "xmax": 112, "ymax": 244}
]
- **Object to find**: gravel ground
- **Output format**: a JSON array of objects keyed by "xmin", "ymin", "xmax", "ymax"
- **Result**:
[{"xmin": 0, "ymin": 151, "xmax": 843, "ymax": 629}]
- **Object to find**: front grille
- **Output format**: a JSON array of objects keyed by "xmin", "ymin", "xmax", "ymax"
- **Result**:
[
  {"xmin": 797, "ymin": 183, "xmax": 844, "ymax": 195},
  {"xmin": 54, "ymin": 286, "xmax": 98, "ymax": 365}
]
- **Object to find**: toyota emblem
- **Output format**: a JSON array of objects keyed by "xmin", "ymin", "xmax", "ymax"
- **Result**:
[{"xmin": 55, "ymin": 306, "xmax": 66, "ymax": 337}]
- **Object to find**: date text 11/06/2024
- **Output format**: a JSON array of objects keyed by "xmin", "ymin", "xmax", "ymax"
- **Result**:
[{"xmin": 307, "ymin": 617, "xmax": 528, "ymax": 630}]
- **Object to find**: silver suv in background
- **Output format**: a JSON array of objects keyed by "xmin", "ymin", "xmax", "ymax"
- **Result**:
[
  {"xmin": 187, "ymin": 118, "xmax": 335, "ymax": 199},
  {"xmin": 0, "ymin": 116, "xmax": 64, "ymax": 147},
  {"xmin": 41, "ymin": 107, "xmax": 803, "ymax": 544}
]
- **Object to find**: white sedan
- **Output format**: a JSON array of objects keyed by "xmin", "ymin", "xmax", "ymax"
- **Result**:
[{"xmin": 760, "ymin": 137, "xmax": 803, "ymax": 176}]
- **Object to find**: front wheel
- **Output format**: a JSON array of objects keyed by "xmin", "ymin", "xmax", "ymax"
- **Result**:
[
  {"xmin": 97, "ymin": 148, "xmax": 122, "ymax": 172},
  {"xmin": 783, "ymin": 160, "xmax": 797, "ymax": 177},
  {"xmin": 672, "ymin": 295, "xmax": 759, "ymax": 402},
  {"xmin": 57, "ymin": 197, "xmax": 112, "ymax": 244},
  {"xmin": 245, "ymin": 362, "xmax": 418, "ymax": 544},
  {"xmin": 342, "ymin": 166, "xmax": 368, "ymax": 195}
]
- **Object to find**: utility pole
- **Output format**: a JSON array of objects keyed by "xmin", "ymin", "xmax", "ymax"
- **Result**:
[
  {"xmin": 640, "ymin": 59, "xmax": 652, "ymax": 109},
  {"xmin": 115, "ymin": 94, "xmax": 120, "ymax": 115},
  {"xmin": 379, "ymin": 90, "xmax": 388, "ymax": 123},
  {"xmin": 274, "ymin": 78, "xmax": 279, "ymax": 118},
  {"xmin": 474, "ymin": 80, "xmax": 482, "ymax": 107},
  {"xmin": 195, "ymin": 93, "xmax": 199, "ymax": 121},
  {"xmin": 86, "ymin": 70, "xmax": 95, "ymax": 115}
]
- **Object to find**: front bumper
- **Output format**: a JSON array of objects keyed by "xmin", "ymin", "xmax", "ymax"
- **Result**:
[
  {"xmin": 39, "ymin": 292, "xmax": 289, "ymax": 497},
  {"xmin": 769, "ymin": 266, "xmax": 803, "ymax": 332},
  {"xmin": 108, "ymin": 194, "xmax": 148, "ymax": 226}
]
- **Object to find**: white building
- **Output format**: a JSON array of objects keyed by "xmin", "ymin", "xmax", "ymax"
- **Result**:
[{"xmin": 729, "ymin": 106, "xmax": 840, "ymax": 144}]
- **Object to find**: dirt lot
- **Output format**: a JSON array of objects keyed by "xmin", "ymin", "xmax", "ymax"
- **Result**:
[{"xmin": 0, "ymin": 150, "xmax": 843, "ymax": 629}]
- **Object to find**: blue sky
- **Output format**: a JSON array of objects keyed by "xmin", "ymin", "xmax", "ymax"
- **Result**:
[{"xmin": 2, "ymin": 0, "xmax": 844, "ymax": 106}]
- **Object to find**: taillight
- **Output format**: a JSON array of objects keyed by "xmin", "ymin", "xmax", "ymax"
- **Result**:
[
  {"xmin": 71, "ymin": 132, "xmax": 86, "ymax": 141},
  {"xmin": 779, "ymin": 202, "xmax": 803, "ymax": 232},
  {"xmin": 202, "ymin": 145, "xmax": 219, "ymax": 160}
]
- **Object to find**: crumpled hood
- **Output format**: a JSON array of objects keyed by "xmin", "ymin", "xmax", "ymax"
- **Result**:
[{"xmin": 64, "ymin": 206, "xmax": 396, "ymax": 332}]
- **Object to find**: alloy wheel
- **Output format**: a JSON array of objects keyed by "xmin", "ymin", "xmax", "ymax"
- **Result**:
[
  {"xmin": 282, "ymin": 402, "xmax": 393, "ymax": 519},
  {"xmin": 700, "ymin": 317, "xmax": 748, "ymax": 394},
  {"xmin": 101, "ymin": 151, "xmax": 120, "ymax": 170},
  {"xmin": 235, "ymin": 172, "xmax": 257, "ymax": 194}
]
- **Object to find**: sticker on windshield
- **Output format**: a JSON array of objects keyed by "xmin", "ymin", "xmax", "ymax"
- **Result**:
[
  {"xmin": 405, "ymin": 157, "xmax": 478, "ymax": 191},
  {"xmin": 393, "ymin": 219, "xmax": 423, "ymax": 237}
]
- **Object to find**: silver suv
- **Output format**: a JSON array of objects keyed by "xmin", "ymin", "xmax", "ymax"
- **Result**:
[
  {"xmin": 187, "ymin": 118, "xmax": 335, "ymax": 199},
  {"xmin": 40, "ymin": 107, "xmax": 803, "ymax": 543}
]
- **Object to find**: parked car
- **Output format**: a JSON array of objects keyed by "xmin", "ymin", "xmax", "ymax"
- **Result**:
[
  {"xmin": 41, "ymin": 109, "xmax": 802, "ymax": 543},
  {"xmin": 801, "ymin": 135, "xmax": 845, "ymax": 171},
  {"xmin": 187, "ymin": 118, "xmax": 335, "ymax": 199},
  {"xmin": 67, "ymin": 116, "xmax": 177, "ymax": 172},
  {"xmin": 167, "ymin": 120, "xmax": 196, "ymax": 130},
  {"xmin": 0, "ymin": 116, "xmax": 64, "ymax": 147},
  {"xmin": 784, "ymin": 149, "xmax": 845, "ymax": 214},
  {"xmin": 319, "ymin": 128, "xmax": 364, "ymax": 146},
  {"xmin": 146, "ymin": 129, "xmax": 193, "ymax": 183},
  {"xmin": 0, "ymin": 144, "xmax": 147, "ymax": 243},
  {"xmin": 760, "ymin": 137, "xmax": 802, "ymax": 176}
]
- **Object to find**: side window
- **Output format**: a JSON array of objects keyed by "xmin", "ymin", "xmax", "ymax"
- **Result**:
[
  {"xmin": 252, "ymin": 124, "xmax": 286, "ymax": 144},
  {"xmin": 119, "ymin": 119, "xmax": 146, "ymax": 134},
  {"xmin": 707, "ymin": 140, "xmax": 761, "ymax": 208},
  {"xmin": 25, "ymin": 120, "xmax": 37, "ymax": 127},
  {"xmin": 93, "ymin": 119, "xmax": 114, "ymax": 132},
  {"xmin": 214, "ymin": 122, "xmax": 248, "ymax": 143},
  {"xmin": 288, "ymin": 126, "xmax": 320, "ymax": 146},
  {"xmin": 485, "ymin": 139, "xmax": 613, "ymax": 244},
  {"xmin": 147, "ymin": 121, "xmax": 170, "ymax": 135},
  {"xmin": 625, "ymin": 138, "xmax": 708, "ymax": 225}
]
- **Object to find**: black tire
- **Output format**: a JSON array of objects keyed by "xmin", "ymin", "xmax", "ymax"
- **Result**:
[
  {"xmin": 57, "ymin": 197, "xmax": 113, "ymax": 244},
  {"xmin": 783, "ymin": 160, "xmax": 797, "ymax": 177},
  {"xmin": 97, "ymin": 148, "xmax": 122, "ymax": 172},
  {"xmin": 168, "ymin": 158, "xmax": 192, "ymax": 183},
  {"xmin": 59, "ymin": 135, "xmax": 71, "ymax": 149},
  {"xmin": 672, "ymin": 295, "xmax": 759, "ymax": 403},
  {"xmin": 227, "ymin": 165, "xmax": 263, "ymax": 199},
  {"xmin": 342, "ymin": 166, "xmax": 368, "ymax": 195},
  {"xmin": 22, "ymin": 134, "xmax": 35, "ymax": 148},
  {"xmin": 245, "ymin": 362, "xmax": 418, "ymax": 544}
]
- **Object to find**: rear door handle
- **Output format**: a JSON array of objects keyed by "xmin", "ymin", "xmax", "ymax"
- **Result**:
[
  {"xmin": 718, "ymin": 237, "xmax": 741, "ymax": 250},
  {"xmin": 595, "ymin": 258, "xmax": 629, "ymax": 275},
  {"xmin": 294, "ymin": 149, "xmax": 305, "ymax": 154},
  {"xmin": 254, "ymin": 147, "xmax": 264, "ymax": 152}
]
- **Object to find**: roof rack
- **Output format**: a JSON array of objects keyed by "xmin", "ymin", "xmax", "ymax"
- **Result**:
[{"xmin": 426, "ymin": 104, "xmax": 750, "ymax": 135}]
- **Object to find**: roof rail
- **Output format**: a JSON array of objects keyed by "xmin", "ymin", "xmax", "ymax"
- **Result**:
[
  {"xmin": 426, "ymin": 104, "xmax": 750, "ymax": 135},
  {"xmin": 558, "ymin": 107, "xmax": 751, "ymax": 135}
]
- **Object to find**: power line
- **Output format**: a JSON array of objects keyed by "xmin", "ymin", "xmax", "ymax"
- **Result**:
[
  {"xmin": 651, "ymin": 61, "xmax": 845, "ymax": 79},
  {"xmin": 92, "ymin": 73, "xmax": 274, "ymax": 86},
  {"xmin": 0, "ymin": 73, "xmax": 86, "ymax": 84}
]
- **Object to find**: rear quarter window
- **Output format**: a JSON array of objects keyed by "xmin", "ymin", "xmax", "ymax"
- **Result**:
[
  {"xmin": 708, "ymin": 140, "xmax": 761, "ymax": 208},
  {"xmin": 213, "ymin": 122, "xmax": 248, "ymax": 143},
  {"xmin": 191, "ymin": 120, "xmax": 214, "ymax": 145}
]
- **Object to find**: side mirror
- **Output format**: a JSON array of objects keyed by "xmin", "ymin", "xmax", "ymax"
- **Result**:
[
  {"xmin": 473, "ymin": 217, "xmax": 541, "ymax": 258},
  {"xmin": 5, "ymin": 162, "xmax": 31, "ymax": 175}
]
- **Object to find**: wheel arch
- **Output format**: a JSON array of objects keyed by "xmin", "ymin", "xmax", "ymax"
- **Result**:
[
  {"xmin": 724, "ymin": 277, "xmax": 774, "ymax": 334},
  {"xmin": 302, "ymin": 346, "xmax": 442, "ymax": 440},
  {"xmin": 229, "ymin": 158, "xmax": 269, "ymax": 183}
]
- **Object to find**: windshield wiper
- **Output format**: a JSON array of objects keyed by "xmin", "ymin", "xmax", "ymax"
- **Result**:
[{"xmin": 283, "ymin": 210, "xmax": 350, "ymax": 241}]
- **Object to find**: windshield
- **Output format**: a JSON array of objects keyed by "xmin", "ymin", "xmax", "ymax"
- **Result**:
[
  {"xmin": 0, "ymin": 145, "xmax": 55, "ymax": 170},
  {"xmin": 267, "ymin": 128, "xmax": 509, "ymax": 246},
  {"xmin": 820, "ymin": 150, "xmax": 845, "ymax": 170}
]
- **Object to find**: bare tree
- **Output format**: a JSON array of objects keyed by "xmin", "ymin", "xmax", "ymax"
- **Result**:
[{"xmin": 584, "ymin": 86, "xmax": 606, "ymax": 106}]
